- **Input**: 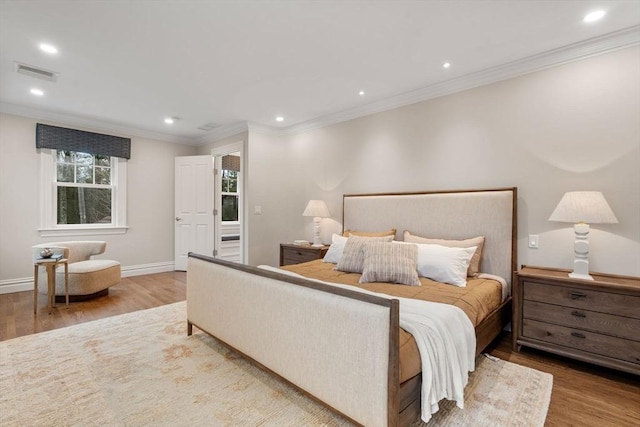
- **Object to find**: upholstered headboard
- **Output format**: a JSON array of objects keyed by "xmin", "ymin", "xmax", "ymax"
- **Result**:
[{"xmin": 343, "ymin": 188, "xmax": 517, "ymax": 286}]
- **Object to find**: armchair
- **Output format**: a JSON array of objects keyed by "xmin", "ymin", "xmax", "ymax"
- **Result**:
[{"xmin": 32, "ymin": 241, "xmax": 121, "ymax": 300}]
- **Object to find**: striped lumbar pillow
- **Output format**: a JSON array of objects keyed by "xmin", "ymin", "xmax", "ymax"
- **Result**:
[{"xmin": 359, "ymin": 241, "xmax": 420, "ymax": 286}]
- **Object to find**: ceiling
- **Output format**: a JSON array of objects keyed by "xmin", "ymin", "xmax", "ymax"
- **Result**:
[{"xmin": 1, "ymin": 1, "xmax": 639, "ymax": 145}]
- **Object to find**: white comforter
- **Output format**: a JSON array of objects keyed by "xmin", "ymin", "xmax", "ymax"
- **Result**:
[{"xmin": 258, "ymin": 265, "xmax": 476, "ymax": 423}]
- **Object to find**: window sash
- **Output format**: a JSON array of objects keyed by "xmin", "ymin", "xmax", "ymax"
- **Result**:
[
  {"xmin": 39, "ymin": 148, "xmax": 128, "ymax": 236},
  {"xmin": 221, "ymin": 194, "xmax": 239, "ymax": 222},
  {"xmin": 54, "ymin": 152, "xmax": 115, "ymax": 226},
  {"xmin": 56, "ymin": 186, "xmax": 113, "ymax": 225}
]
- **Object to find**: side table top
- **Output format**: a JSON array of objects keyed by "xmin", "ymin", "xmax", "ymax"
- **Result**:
[{"xmin": 518, "ymin": 265, "xmax": 640, "ymax": 292}]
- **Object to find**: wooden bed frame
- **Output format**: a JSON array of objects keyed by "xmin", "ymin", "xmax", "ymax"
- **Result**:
[{"xmin": 187, "ymin": 187, "xmax": 517, "ymax": 427}]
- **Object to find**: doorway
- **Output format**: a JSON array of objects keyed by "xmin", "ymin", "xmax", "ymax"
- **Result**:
[{"xmin": 213, "ymin": 141, "xmax": 245, "ymax": 264}]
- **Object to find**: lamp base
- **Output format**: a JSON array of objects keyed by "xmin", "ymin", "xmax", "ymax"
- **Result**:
[
  {"xmin": 570, "ymin": 223, "xmax": 593, "ymax": 281},
  {"xmin": 311, "ymin": 217, "xmax": 323, "ymax": 247},
  {"xmin": 568, "ymin": 272, "xmax": 594, "ymax": 281}
]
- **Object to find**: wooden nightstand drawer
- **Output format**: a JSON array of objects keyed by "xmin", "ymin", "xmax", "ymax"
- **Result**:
[
  {"xmin": 523, "ymin": 300, "xmax": 640, "ymax": 341},
  {"xmin": 283, "ymin": 250, "xmax": 319, "ymax": 264},
  {"xmin": 279, "ymin": 244, "xmax": 329, "ymax": 266},
  {"xmin": 523, "ymin": 281, "xmax": 640, "ymax": 319},
  {"xmin": 523, "ymin": 318, "xmax": 640, "ymax": 365}
]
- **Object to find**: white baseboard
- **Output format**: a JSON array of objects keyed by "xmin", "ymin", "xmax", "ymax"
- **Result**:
[
  {"xmin": 0, "ymin": 261, "xmax": 176, "ymax": 295},
  {"xmin": 120, "ymin": 261, "xmax": 175, "ymax": 277},
  {"xmin": 0, "ymin": 277, "xmax": 33, "ymax": 295}
]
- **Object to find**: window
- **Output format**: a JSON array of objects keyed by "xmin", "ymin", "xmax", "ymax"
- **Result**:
[
  {"xmin": 221, "ymin": 168, "xmax": 239, "ymax": 222},
  {"xmin": 56, "ymin": 151, "xmax": 113, "ymax": 224},
  {"xmin": 40, "ymin": 149, "xmax": 127, "ymax": 236}
]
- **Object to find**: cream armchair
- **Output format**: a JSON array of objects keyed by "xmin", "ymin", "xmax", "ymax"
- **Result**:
[{"xmin": 32, "ymin": 241, "xmax": 121, "ymax": 299}]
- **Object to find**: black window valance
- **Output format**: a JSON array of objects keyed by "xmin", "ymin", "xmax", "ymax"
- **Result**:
[
  {"xmin": 222, "ymin": 154, "xmax": 240, "ymax": 172},
  {"xmin": 36, "ymin": 123, "xmax": 131, "ymax": 159}
]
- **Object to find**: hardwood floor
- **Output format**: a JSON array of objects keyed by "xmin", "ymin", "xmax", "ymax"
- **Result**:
[
  {"xmin": 0, "ymin": 271, "xmax": 186, "ymax": 341},
  {"xmin": 486, "ymin": 337, "xmax": 639, "ymax": 427},
  {"xmin": 1, "ymin": 271, "xmax": 638, "ymax": 426}
]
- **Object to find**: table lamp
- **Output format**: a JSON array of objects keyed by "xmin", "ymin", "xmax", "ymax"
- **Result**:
[
  {"xmin": 302, "ymin": 200, "xmax": 330, "ymax": 247},
  {"xmin": 549, "ymin": 191, "xmax": 618, "ymax": 280}
]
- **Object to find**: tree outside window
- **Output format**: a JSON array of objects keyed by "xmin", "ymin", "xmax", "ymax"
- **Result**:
[
  {"xmin": 220, "ymin": 154, "xmax": 240, "ymax": 222},
  {"xmin": 221, "ymin": 169, "xmax": 238, "ymax": 221},
  {"xmin": 56, "ymin": 150, "xmax": 113, "ymax": 224}
]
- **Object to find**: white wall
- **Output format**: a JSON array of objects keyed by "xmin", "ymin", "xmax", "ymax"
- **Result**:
[
  {"xmin": 245, "ymin": 46, "xmax": 640, "ymax": 276},
  {"xmin": 0, "ymin": 113, "xmax": 197, "ymax": 289}
]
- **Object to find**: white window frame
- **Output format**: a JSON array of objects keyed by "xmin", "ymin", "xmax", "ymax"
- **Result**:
[
  {"xmin": 39, "ymin": 149, "xmax": 128, "ymax": 237},
  {"xmin": 220, "ymin": 168, "xmax": 240, "ymax": 223}
]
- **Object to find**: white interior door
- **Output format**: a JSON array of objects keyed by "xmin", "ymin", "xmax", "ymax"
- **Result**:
[{"xmin": 174, "ymin": 155, "xmax": 214, "ymax": 271}]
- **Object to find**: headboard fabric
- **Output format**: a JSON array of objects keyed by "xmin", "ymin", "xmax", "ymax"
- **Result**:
[{"xmin": 342, "ymin": 188, "xmax": 517, "ymax": 286}]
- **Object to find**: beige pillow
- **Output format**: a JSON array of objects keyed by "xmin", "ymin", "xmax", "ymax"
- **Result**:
[
  {"xmin": 360, "ymin": 242, "xmax": 420, "ymax": 286},
  {"xmin": 343, "ymin": 228, "xmax": 397, "ymax": 238},
  {"xmin": 403, "ymin": 231, "xmax": 485, "ymax": 277},
  {"xmin": 335, "ymin": 235, "xmax": 394, "ymax": 273}
]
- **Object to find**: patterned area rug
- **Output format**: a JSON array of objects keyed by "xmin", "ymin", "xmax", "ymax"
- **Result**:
[{"xmin": 0, "ymin": 302, "xmax": 552, "ymax": 426}]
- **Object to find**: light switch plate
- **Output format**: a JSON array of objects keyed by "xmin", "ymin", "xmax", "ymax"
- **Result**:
[{"xmin": 528, "ymin": 235, "xmax": 539, "ymax": 249}]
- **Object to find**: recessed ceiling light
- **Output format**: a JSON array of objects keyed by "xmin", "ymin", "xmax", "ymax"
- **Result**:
[
  {"xmin": 276, "ymin": 116, "xmax": 284, "ymax": 122},
  {"xmin": 358, "ymin": 90, "xmax": 365, "ymax": 96},
  {"xmin": 39, "ymin": 43, "xmax": 58, "ymax": 54},
  {"xmin": 584, "ymin": 10, "xmax": 606, "ymax": 23},
  {"xmin": 30, "ymin": 88, "xmax": 44, "ymax": 96},
  {"xmin": 443, "ymin": 62, "xmax": 451, "ymax": 69},
  {"xmin": 164, "ymin": 117, "xmax": 174, "ymax": 124}
]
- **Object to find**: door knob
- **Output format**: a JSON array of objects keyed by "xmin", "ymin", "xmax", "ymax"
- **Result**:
[{"xmin": 175, "ymin": 217, "xmax": 183, "ymax": 222}]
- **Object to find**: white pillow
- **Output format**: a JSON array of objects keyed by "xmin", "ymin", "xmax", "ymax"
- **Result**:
[
  {"xmin": 322, "ymin": 234, "xmax": 348, "ymax": 264},
  {"xmin": 394, "ymin": 241, "xmax": 476, "ymax": 287},
  {"xmin": 403, "ymin": 231, "xmax": 485, "ymax": 277}
]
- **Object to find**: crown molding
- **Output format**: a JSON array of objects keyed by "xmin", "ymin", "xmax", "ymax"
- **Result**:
[
  {"xmin": 246, "ymin": 122, "xmax": 285, "ymax": 136},
  {"xmin": 192, "ymin": 121, "xmax": 285, "ymax": 146},
  {"xmin": 282, "ymin": 25, "xmax": 640, "ymax": 135},
  {"xmin": 0, "ymin": 102, "xmax": 196, "ymax": 145},
  {"xmin": 191, "ymin": 121, "xmax": 250, "ymax": 145}
]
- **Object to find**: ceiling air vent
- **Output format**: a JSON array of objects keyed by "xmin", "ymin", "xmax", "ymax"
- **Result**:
[
  {"xmin": 15, "ymin": 62, "xmax": 59, "ymax": 82},
  {"xmin": 197, "ymin": 122, "xmax": 219, "ymax": 132}
]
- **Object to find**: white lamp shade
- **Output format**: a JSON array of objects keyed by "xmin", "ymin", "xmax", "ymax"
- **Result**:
[
  {"xmin": 302, "ymin": 200, "xmax": 330, "ymax": 218},
  {"xmin": 549, "ymin": 191, "xmax": 618, "ymax": 224}
]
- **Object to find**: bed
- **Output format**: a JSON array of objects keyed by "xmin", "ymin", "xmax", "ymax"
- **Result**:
[{"xmin": 187, "ymin": 187, "xmax": 517, "ymax": 426}]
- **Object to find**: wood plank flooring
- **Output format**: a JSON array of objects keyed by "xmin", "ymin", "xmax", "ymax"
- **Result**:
[
  {"xmin": 0, "ymin": 271, "xmax": 186, "ymax": 340},
  {"xmin": 1, "ymin": 271, "xmax": 638, "ymax": 426}
]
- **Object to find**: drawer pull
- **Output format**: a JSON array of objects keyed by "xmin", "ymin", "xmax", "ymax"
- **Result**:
[
  {"xmin": 570, "ymin": 292, "xmax": 587, "ymax": 299},
  {"xmin": 571, "ymin": 311, "xmax": 586, "ymax": 318},
  {"xmin": 570, "ymin": 332, "xmax": 586, "ymax": 339}
]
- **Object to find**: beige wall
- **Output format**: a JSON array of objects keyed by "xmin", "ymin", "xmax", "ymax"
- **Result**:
[
  {"xmin": 246, "ymin": 46, "xmax": 640, "ymax": 276},
  {"xmin": 0, "ymin": 113, "xmax": 197, "ymax": 286},
  {"xmin": 1, "ymin": 46, "xmax": 638, "ymax": 286}
]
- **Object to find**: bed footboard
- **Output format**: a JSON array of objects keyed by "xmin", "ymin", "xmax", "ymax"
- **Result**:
[{"xmin": 187, "ymin": 253, "xmax": 400, "ymax": 427}]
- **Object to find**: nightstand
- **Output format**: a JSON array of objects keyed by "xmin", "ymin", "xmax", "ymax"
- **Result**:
[
  {"xmin": 513, "ymin": 265, "xmax": 640, "ymax": 375},
  {"xmin": 279, "ymin": 244, "xmax": 329, "ymax": 266}
]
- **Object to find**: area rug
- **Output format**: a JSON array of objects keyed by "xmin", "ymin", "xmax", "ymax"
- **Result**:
[{"xmin": 0, "ymin": 302, "xmax": 552, "ymax": 426}]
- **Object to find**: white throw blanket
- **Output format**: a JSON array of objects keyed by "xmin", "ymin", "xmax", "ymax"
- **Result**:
[{"xmin": 258, "ymin": 265, "xmax": 476, "ymax": 423}]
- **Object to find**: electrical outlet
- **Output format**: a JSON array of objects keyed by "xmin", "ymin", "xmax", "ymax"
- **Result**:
[
  {"xmin": 528, "ymin": 235, "xmax": 539, "ymax": 249},
  {"xmin": 254, "ymin": 206, "xmax": 262, "ymax": 215}
]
